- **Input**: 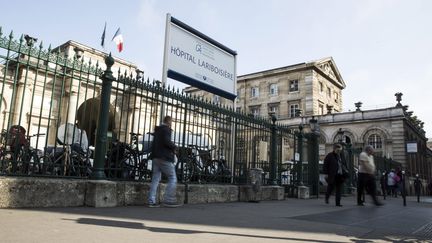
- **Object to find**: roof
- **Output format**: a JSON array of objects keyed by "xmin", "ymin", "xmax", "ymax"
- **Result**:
[
  {"xmin": 238, "ymin": 57, "xmax": 346, "ymax": 89},
  {"xmin": 52, "ymin": 40, "xmax": 138, "ymax": 69}
]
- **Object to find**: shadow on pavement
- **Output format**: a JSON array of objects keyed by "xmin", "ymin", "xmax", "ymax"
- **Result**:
[
  {"xmin": 65, "ymin": 217, "xmax": 348, "ymax": 242},
  {"xmin": 17, "ymin": 196, "xmax": 432, "ymax": 242}
]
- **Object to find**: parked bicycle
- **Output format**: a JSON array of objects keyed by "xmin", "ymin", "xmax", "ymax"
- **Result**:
[
  {"xmin": 176, "ymin": 144, "xmax": 224, "ymax": 183},
  {"xmin": 45, "ymin": 123, "xmax": 92, "ymax": 177},
  {"xmin": 207, "ymin": 153, "xmax": 231, "ymax": 183},
  {"xmin": 105, "ymin": 132, "xmax": 152, "ymax": 180},
  {"xmin": 0, "ymin": 125, "xmax": 50, "ymax": 175}
]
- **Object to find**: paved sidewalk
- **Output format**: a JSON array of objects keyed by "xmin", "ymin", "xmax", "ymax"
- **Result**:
[{"xmin": 0, "ymin": 195, "xmax": 431, "ymax": 243}]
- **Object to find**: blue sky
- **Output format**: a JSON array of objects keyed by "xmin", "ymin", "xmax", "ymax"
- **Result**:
[{"xmin": 1, "ymin": 0, "xmax": 431, "ymax": 137}]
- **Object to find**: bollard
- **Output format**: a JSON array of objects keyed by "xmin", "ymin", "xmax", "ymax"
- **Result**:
[
  {"xmin": 402, "ymin": 170, "xmax": 406, "ymax": 206},
  {"xmin": 414, "ymin": 174, "xmax": 421, "ymax": 203}
]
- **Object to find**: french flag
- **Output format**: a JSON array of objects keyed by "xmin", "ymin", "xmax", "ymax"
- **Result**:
[{"xmin": 112, "ymin": 28, "xmax": 123, "ymax": 52}]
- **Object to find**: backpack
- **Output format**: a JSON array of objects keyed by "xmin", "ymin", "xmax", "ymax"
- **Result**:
[{"xmin": 394, "ymin": 174, "xmax": 401, "ymax": 182}]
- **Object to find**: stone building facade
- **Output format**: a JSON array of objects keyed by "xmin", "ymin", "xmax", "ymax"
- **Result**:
[
  {"xmin": 185, "ymin": 57, "xmax": 345, "ymax": 119},
  {"xmin": 0, "ymin": 40, "xmax": 139, "ymax": 148},
  {"xmin": 184, "ymin": 57, "xmax": 431, "ymax": 190}
]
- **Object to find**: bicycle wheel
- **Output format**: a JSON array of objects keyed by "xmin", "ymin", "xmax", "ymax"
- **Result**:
[
  {"xmin": 176, "ymin": 157, "xmax": 195, "ymax": 183},
  {"xmin": 28, "ymin": 151, "xmax": 42, "ymax": 175},
  {"xmin": 137, "ymin": 157, "xmax": 149, "ymax": 180},
  {"xmin": 121, "ymin": 149, "xmax": 138, "ymax": 180},
  {"xmin": 106, "ymin": 143, "xmax": 137, "ymax": 179},
  {"xmin": 0, "ymin": 151, "xmax": 15, "ymax": 174},
  {"xmin": 38, "ymin": 155, "xmax": 52, "ymax": 175},
  {"xmin": 70, "ymin": 150, "xmax": 91, "ymax": 177},
  {"xmin": 206, "ymin": 160, "xmax": 220, "ymax": 182}
]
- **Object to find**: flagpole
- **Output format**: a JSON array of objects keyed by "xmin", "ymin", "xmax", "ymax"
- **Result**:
[
  {"xmin": 159, "ymin": 13, "xmax": 171, "ymax": 124},
  {"xmin": 101, "ymin": 22, "xmax": 107, "ymax": 52}
]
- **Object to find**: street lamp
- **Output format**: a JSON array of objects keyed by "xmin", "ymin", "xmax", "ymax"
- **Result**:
[{"xmin": 309, "ymin": 117, "xmax": 319, "ymax": 134}]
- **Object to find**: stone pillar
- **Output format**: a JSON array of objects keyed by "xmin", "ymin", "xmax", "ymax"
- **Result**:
[{"xmin": 67, "ymin": 91, "xmax": 78, "ymax": 124}]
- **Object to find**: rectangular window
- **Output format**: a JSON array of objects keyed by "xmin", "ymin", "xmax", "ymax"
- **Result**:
[
  {"xmin": 236, "ymin": 107, "xmax": 241, "ymax": 113},
  {"xmin": 269, "ymin": 84, "xmax": 278, "ymax": 95},
  {"xmin": 213, "ymin": 95, "xmax": 220, "ymax": 104},
  {"xmin": 236, "ymin": 89, "xmax": 241, "ymax": 99},
  {"xmin": 319, "ymin": 104, "xmax": 324, "ymax": 115},
  {"xmin": 289, "ymin": 80, "xmax": 299, "ymax": 92},
  {"xmin": 268, "ymin": 104, "xmax": 279, "ymax": 117},
  {"xmin": 250, "ymin": 106, "xmax": 260, "ymax": 117},
  {"xmin": 319, "ymin": 82, "xmax": 324, "ymax": 93},
  {"xmin": 289, "ymin": 104, "xmax": 299, "ymax": 118},
  {"xmin": 251, "ymin": 87, "xmax": 259, "ymax": 98},
  {"xmin": 327, "ymin": 87, "xmax": 331, "ymax": 98}
]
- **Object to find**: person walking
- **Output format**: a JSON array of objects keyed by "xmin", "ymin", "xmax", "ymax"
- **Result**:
[
  {"xmin": 147, "ymin": 116, "xmax": 181, "ymax": 208},
  {"xmin": 387, "ymin": 169, "xmax": 397, "ymax": 197},
  {"xmin": 357, "ymin": 145, "xmax": 383, "ymax": 206},
  {"xmin": 323, "ymin": 143, "xmax": 348, "ymax": 207}
]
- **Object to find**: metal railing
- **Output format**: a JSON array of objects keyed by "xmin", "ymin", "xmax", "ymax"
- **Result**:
[{"xmin": 0, "ymin": 26, "xmax": 297, "ymax": 185}]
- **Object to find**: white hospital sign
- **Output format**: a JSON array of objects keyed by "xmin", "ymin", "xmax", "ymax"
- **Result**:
[{"xmin": 163, "ymin": 14, "xmax": 237, "ymax": 100}]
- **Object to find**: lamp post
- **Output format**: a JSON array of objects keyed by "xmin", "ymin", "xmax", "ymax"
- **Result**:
[
  {"xmin": 296, "ymin": 124, "xmax": 304, "ymax": 186},
  {"xmin": 91, "ymin": 54, "xmax": 115, "ymax": 180},
  {"xmin": 402, "ymin": 170, "xmax": 407, "ymax": 206},
  {"xmin": 307, "ymin": 117, "xmax": 320, "ymax": 197}
]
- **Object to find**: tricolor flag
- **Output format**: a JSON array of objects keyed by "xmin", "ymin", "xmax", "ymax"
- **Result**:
[
  {"xmin": 112, "ymin": 28, "xmax": 123, "ymax": 52},
  {"xmin": 101, "ymin": 22, "xmax": 106, "ymax": 48}
]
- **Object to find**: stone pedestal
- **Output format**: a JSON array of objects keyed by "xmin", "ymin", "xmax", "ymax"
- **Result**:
[
  {"xmin": 85, "ymin": 180, "xmax": 120, "ymax": 207},
  {"xmin": 297, "ymin": 185, "xmax": 310, "ymax": 199}
]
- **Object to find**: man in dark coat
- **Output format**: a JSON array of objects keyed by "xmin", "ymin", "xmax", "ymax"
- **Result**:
[
  {"xmin": 147, "ymin": 116, "xmax": 181, "ymax": 207},
  {"xmin": 323, "ymin": 143, "xmax": 347, "ymax": 207}
]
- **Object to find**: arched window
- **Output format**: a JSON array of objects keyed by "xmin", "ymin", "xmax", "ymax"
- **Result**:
[{"xmin": 367, "ymin": 134, "xmax": 382, "ymax": 149}]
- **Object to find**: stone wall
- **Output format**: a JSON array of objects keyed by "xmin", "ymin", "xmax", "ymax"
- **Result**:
[{"xmin": 0, "ymin": 177, "xmax": 284, "ymax": 208}]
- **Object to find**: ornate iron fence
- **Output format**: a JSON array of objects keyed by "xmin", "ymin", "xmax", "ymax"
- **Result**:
[{"xmin": 0, "ymin": 27, "xmax": 297, "ymax": 185}]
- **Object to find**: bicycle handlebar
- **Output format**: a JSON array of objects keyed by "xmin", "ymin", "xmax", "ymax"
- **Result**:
[
  {"xmin": 27, "ymin": 133, "xmax": 45, "ymax": 138},
  {"xmin": 129, "ymin": 132, "xmax": 141, "ymax": 136}
]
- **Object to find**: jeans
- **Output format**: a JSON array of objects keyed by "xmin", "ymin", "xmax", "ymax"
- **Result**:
[{"xmin": 148, "ymin": 158, "xmax": 177, "ymax": 204}]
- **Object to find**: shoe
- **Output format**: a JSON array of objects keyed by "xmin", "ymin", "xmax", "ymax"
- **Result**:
[
  {"xmin": 357, "ymin": 203, "xmax": 365, "ymax": 206},
  {"xmin": 163, "ymin": 202, "xmax": 182, "ymax": 208},
  {"xmin": 148, "ymin": 203, "xmax": 160, "ymax": 208},
  {"xmin": 325, "ymin": 198, "xmax": 329, "ymax": 204},
  {"xmin": 374, "ymin": 202, "xmax": 384, "ymax": 206},
  {"xmin": 336, "ymin": 204, "xmax": 343, "ymax": 207}
]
